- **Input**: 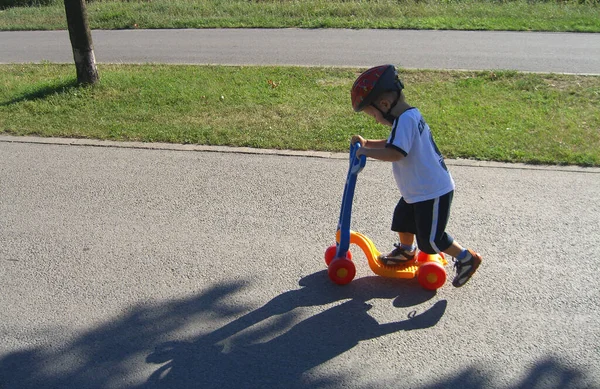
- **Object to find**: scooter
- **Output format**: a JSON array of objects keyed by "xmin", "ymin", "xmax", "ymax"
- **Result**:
[{"xmin": 324, "ymin": 142, "xmax": 448, "ymax": 290}]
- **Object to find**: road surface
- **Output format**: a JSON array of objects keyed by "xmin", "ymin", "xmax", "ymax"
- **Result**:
[{"xmin": 1, "ymin": 29, "xmax": 599, "ymax": 74}]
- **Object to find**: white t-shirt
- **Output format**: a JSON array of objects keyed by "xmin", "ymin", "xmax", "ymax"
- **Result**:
[{"xmin": 386, "ymin": 108, "xmax": 455, "ymax": 204}]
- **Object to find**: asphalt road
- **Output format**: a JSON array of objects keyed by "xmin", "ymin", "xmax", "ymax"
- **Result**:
[
  {"xmin": 1, "ymin": 29, "xmax": 599, "ymax": 74},
  {"xmin": 1, "ymin": 137, "xmax": 599, "ymax": 389}
]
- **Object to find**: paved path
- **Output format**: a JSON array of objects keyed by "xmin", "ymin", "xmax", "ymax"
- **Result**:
[
  {"xmin": 1, "ymin": 29, "xmax": 599, "ymax": 74},
  {"xmin": 1, "ymin": 137, "xmax": 599, "ymax": 388}
]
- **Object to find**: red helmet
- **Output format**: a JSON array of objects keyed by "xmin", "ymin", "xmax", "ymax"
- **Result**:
[{"xmin": 351, "ymin": 65, "xmax": 404, "ymax": 112}]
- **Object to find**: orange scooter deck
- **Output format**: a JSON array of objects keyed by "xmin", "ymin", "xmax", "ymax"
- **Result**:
[{"xmin": 336, "ymin": 230, "xmax": 447, "ymax": 279}]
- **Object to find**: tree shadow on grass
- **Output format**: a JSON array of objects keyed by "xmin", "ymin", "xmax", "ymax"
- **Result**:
[
  {"xmin": 0, "ymin": 271, "xmax": 593, "ymax": 389},
  {"xmin": 1, "ymin": 79, "xmax": 79, "ymax": 107}
]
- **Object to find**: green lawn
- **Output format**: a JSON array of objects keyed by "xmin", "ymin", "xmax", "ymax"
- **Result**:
[
  {"xmin": 2, "ymin": 0, "xmax": 599, "ymax": 166},
  {"xmin": 1, "ymin": 0, "xmax": 599, "ymax": 32},
  {"xmin": 2, "ymin": 64, "xmax": 599, "ymax": 166}
]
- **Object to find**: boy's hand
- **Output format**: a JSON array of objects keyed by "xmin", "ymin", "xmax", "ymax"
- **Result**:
[{"xmin": 351, "ymin": 135, "xmax": 366, "ymax": 147}]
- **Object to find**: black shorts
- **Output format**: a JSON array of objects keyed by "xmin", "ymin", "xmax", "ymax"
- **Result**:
[{"xmin": 391, "ymin": 191, "xmax": 454, "ymax": 254}]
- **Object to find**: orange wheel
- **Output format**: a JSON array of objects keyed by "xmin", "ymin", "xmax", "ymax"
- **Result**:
[
  {"xmin": 324, "ymin": 245, "xmax": 352, "ymax": 266},
  {"xmin": 328, "ymin": 258, "xmax": 356, "ymax": 285},
  {"xmin": 324, "ymin": 245, "xmax": 337, "ymax": 266},
  {"xmin": 417, "ymin": 262, "xmax": 447, "ymax": 290}
]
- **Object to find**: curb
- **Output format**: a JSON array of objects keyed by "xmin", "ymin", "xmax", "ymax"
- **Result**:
[{"xmin": 1, "ymin": 135, "xmax": 599, "ymax": 174}]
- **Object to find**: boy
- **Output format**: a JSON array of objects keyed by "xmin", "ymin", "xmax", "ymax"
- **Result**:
[{"xmin": 350, "ymin": 64, "xmax": 481, "ymax": 287}]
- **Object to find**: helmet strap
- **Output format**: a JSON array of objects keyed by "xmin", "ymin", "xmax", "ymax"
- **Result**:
[{"xmin": 373, "ymin": 91, "xmax": 401, "ymax": 124}]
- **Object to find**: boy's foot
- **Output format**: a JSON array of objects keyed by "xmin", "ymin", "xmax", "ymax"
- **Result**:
[
  {"xmin": 452, "ymin": 249, "xmax": 482, "ymax": 287},
  {"xmin": 379, "ymin": 243, "xmax": 415, "ymax": 265}
]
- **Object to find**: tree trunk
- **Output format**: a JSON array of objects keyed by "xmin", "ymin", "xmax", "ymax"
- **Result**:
[{"xmin": 64, "ymin": 0, "xmax": 99, "ymax": 85}]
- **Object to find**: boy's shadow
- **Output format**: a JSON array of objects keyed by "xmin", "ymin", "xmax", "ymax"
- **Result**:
[{"xmin": 143, "ymin": 270, "xmax": 447, "ymax": 389}]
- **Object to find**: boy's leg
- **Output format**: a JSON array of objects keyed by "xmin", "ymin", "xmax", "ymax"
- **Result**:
[
  {"xmin": 398, "ymin": 232, "xmax": 415, "ymax": 247},
  {"xmin": 412, "ymin": 191, "xmax": 482, "ymax": 287},
  {"xmin": 413, "ymin": 192, "xmax": 454, "ymax": 255},
  {"xmin": 380, "ymin": 198, "xmax": 417, "ymax": 264}
]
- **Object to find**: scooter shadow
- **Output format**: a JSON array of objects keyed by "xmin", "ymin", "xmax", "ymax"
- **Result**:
[
  {"xmin": 143, "ymin": 270, "xmax": 447, "ymax": 389},
  {"xmin": 296, "ymin": 269, "xmax": 440, "ymax": 309}
]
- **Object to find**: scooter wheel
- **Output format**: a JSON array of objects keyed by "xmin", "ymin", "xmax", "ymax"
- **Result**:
[
  {"xmin": 324, "ymin": 245, "xmax": 352, "ymax": 266},
  {"xmin": 328, "ymin": 258, "xmax": 356, "ymax": 285},
  {"xmin": 417, "ymin": 262, "xmax": 447, "ymax": 290}
]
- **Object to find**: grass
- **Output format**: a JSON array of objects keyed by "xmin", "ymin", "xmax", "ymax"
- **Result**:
[
  {"xmin": 1, "ymin": 64, "xmax": 599, "ymax": 166},
  {"xmin": 2, "ymin": 1, "xmax": 599, "ymax": 165},
  {"xmin": 0, "ymin": 0, "xmax": 599, "ymax": 32}
]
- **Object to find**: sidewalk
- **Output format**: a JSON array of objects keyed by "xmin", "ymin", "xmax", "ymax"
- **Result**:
[
  {"xmin": 2, "ymin": 134, "xmax": 599, "ymax": 173},
  {"xmin": 1, "ymin": 138, "xmax": 599, "ymax": 388}
]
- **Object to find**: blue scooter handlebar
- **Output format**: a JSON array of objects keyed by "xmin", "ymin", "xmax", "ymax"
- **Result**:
[
  {"xmin": 349, "ymin": 142, "xmax": 367, "ymax": 175},
  {"xmin": 336, "ymin": 141, "xmax": 367, "ymax": 258}
]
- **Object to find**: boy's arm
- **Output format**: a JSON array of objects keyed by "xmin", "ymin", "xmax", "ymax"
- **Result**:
[
  {"xmin": 352, "ymin": 136, "xmax": 404, "ymax": 162},
  {"xmin": 358, "ymin": 146, "xmax": 404, "ymax": 162},
  {"xmin": 351, "ymin": 136, "xmax": 387, "ymax": 149},
  {"xmin": 364, "ymin": 139, "xmax": 388, "ymax": 149}
]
